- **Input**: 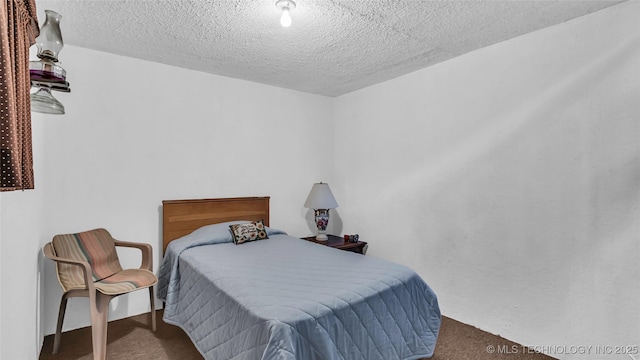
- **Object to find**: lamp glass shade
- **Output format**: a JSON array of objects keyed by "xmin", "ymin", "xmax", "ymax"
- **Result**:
[
  {"xmin": 36, "ymin": 10, "xmax": 64, "ymax": 62},
  {"xmin": 304, "ymin": 182, "xmax": 338, "ymax": 209}
]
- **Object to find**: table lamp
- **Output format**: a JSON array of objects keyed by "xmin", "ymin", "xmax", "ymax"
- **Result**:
[{"xmin": 304, "ymin": 182, "xmax": 338, "ymax": 241}]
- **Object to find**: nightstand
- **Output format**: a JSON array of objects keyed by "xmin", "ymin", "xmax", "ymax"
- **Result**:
[{"xmin": 301, "ymin": 234, "xmax": 367, "ymax": 254}]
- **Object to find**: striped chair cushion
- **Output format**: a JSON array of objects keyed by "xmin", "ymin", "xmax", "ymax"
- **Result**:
[
  {"xmin": 52, "ymin": 228, "xmax": 123, "ymax": 292},
  {"xmin": 95, "ymin": 269, "xmax": 157, "ymax": 295}
]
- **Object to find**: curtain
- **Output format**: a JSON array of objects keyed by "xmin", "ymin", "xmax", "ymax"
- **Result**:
[{"xmin": 0, "ymin": 0, "xmax": 38, "ymax": 191}]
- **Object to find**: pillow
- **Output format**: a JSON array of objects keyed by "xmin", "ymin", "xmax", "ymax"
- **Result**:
[
  {"xmin": 169, "ymin": 221, "xmax": 250, "ymax": 251},
  {"xmin": 229, "ymin": 220, "xmax": 269, "ymax": 245}
]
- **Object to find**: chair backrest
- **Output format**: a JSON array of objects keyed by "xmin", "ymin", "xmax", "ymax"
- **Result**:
[{"xmin": 51, "ymin": 228, "xmax": 123, "ymax": 291}]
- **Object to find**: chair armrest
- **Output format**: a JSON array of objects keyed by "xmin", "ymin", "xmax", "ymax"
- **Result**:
[
  {"xmin": 43, "ymin": 243, "xmax": 95, "ymax": 292},
  {"xmin": 113, "ymin": 240, "xmax": 153, "ymax": 271}
]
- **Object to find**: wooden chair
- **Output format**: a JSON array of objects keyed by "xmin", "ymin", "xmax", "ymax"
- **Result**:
[{"xmin": 43, "ymin": 228, "xmax": 157, "ymax": 360}]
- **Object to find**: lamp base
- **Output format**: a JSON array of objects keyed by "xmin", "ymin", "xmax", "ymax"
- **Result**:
[{"xmin": 313, "ymin": 209, "xmax": 330, "ymax": 242}]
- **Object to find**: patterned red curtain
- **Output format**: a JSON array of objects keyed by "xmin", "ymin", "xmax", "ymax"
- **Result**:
[{"xmin": 0, "ymin": 0, "xmax": 38, "ymax": 191}]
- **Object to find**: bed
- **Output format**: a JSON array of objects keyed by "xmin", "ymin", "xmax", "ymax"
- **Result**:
[{"xmin": 157, "ymin": 197, "xmax": 441, "ymax": 360}]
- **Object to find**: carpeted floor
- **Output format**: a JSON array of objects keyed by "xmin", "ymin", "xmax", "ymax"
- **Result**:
[{"xmin": 39, "ymin": 311, "xmax": 555, "ymax": 360}]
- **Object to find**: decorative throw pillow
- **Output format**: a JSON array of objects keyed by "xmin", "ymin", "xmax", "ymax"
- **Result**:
[{"xmin": 229, "ymin": 221, "xmax": 269, "ymax": 245}]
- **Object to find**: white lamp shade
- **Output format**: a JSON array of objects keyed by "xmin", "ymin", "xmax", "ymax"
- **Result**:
[{"xmin": 304, "ymin": 182, "xmax": 338, "ymax": 209}]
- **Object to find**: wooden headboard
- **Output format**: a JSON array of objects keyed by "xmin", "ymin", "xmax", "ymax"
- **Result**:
[{"xmin": 162, "ymin": 197, "xmax": 270, "ymax": 253}]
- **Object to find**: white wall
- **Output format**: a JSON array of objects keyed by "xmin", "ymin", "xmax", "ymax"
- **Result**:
[
  {"xmin": 334, "ymin": 2, "xmax": 639, "ymax": 360},
  {"xmin": 0, "ymin": 46, "xmax": 334, "ymax": 359},
  {"xmin": 0, "ymin": 110, "xmax": 48, "ymax": 359}
]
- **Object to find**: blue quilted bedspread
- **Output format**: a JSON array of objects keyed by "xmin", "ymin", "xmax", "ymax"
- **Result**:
[{"xmin": 157, "ymin": 225, "xmax": 441, "ymax": 360}]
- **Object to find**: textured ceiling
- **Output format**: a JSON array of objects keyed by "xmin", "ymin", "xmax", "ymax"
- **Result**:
[{"xmin": 34, "ymin": 0, "xmax": 625, "ymax": 97}]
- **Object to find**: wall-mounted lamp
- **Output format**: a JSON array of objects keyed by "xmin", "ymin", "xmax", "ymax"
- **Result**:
[
  {"xmin": 29, "ymin": 10, "xmax": 70, "ymax": 115},
  {"xmin": 275, "ymin": 0, "xmax": 296, "ymax": 27}
]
